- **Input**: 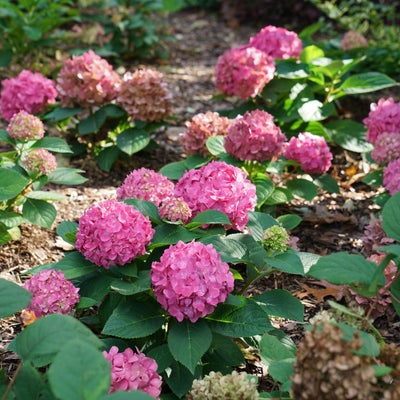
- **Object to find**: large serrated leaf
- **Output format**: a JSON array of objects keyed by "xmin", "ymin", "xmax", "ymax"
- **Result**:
[{"xmin": 0, "ymin": 279, "xmax": 31, "ymax": 318}]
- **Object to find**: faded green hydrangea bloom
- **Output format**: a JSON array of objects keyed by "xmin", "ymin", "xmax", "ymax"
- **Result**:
[
  {"xmin": 186, "ymin": 370, "xmax": 259, "ymax": 400},
  {"xmin": 262, "ymin": 224, "xmax": 290, "ymax": 253}
]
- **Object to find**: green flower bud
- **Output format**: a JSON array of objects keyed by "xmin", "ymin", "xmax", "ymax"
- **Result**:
[{"xmin": 262, "ymin": 224, "xmax": 290, "ymax": 253}]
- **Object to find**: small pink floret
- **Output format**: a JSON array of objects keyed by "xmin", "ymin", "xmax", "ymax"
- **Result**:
[{"xmin": 383, "ymin": 158, "xmax": 400, "ymax": 195}]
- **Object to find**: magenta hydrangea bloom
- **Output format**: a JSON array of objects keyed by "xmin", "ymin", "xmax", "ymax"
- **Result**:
[
  {"xmin": 7, "ymin": 111, "xmax": 45, "ymax": 141},
  {"xmin": 158, "ymin": 196, "xmax": 192, "ymax": 224},
  {"xmin": 215, "ymin": 45, "xmax": 275, "ymax": 99},
  {"xmin": 0, "ymin": 70, "xmax": 57, "ymax": 121},
  {"xmin": 224, "ymin": 109, "xmax": 286, "ymax": 161},
  {"xmin": 22, "ymin": 148, "xmax": 57, "ymax": 175},
  {"xmin": 56, "ymin": 50, "xmax": 121, "ymax": 108},
  {"xmin": 23, "ymin": 269, "xmax": 79, "ymax": 318},
  {"xmin": 103, "ymin": 346, "xmax": 162, "ymax": 397},
  {"xmin": 248, "ymin": 25, "xmax": 303, "ymax": 59},
  {"xmin": 284, "ymin": 132, "xmax": 333, "ymax": 174},
  {"xmin": 383, "ymin": 158, "xmax": 400, "ymax": 195},
  {"xmin": 117, "ymin": 168, "xmax": 175, "ymax": 206},
  {"xmin": 363, "ymin": 97, "xmax": 400, "ymax": 144},
  {"xmin": 151, "ymin": 241, "xmax": 234, "ymax": 323},
  {"xmin": 76, "ymin": 199, "xmax": 154, "ymax": 268},
  {"xmin": 179, "ymin": 111, "xmax": 231, "ymax": 157},
  {"xmin": 117, "ymin": 68, "xmax": 173, "ymax": 122},
  {"xmin": 340, "ymin": 30, "xmax": 368, "ymax": 51},
  {"xmin": 174, "ymin": 160, "xmax": 257, "ymax": 231},
  {"xmin": 370, "ymin": 132, "xmax": 400, "ymax": 164}
]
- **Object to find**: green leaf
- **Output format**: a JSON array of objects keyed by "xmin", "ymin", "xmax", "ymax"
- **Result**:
[
  {"xmin": 168, "ymin": 319, "xmax": 212, "ymax": 374},
  {"xmin": 382, "ymin": 191, "xmax": 400, "ymax": 241},
  {"xmin": 102, "ymin": 104, "xmax": 126, "ymax": 119},
  {"xmin": 185, "ymin": 210, "xmax": 231, "ymax": 229},
  {"xmin": 200, "ymin": 235, "xmax": 248, "ymax": 264},
  {"xmin": 124, "ymin": 199, "xmax": 161, "ymax": 223},
  {"xmin": 277, "ymin": 214, "xmax": 302, "ymax": 230},
  {"xmin": 99, "ymin": 391, "xmax": 156, "ymax": 400},
  {"xmin": 159, "ymin": 160, "xmax": 187, "ymax": 180},
  {"xmin": 96, "ymin": 146, "xmax": 121, "ymax": 172},
  {"xmin": 23, "ymin": 25, "xmax": 42, "ymax": 40},
  {"xmin": 313, "ymin": 173, "xmax": 340, "ymax": 194},
  {"xmin": 206, "ymin": 135, "xmax": 225, "ymax": 156},
  {"xmin": 265, "ymin": 252, "xmax": 305, "ymax": 275},
  {"xmin": 276, "ymin": 60, "xmax": 308, "ymax": 78},
  {"xmin": 300, "ymin": 45, "xmax": 324, "ymax": 63},
  {"xmin": 78, "ymin": 110, "xmax": 107, "ymax": 135},
  {"xmin": 0, "ymin": 168, "xmax": 29, "ymax": 201},
  {"xmin": 0, "ymin": 210, "xmax": 24, "ymax": 229},
  {"xmin": 15, "ymin": 314, "xmax": 104, "ymax": 367},
  {"xmin": 206, "ymin": 297, "xmax": 272, "ymax": 337},
  {"xmin": 254, "ymin": 173, "xmax": 274, "ymax": 207},
  {"xmin": 286, "ymin": 179, "xmax": 318, "ymax": 201},
  {"xmin": 254, "ymin": 289, "xmax": 304, "ymax": 321},
  {"xmin": 43, "ymin": 106, "xmax": 81, "ymax": 121},
  {"xmin": 297, "ymin": 100, "xmax": 335, "ymax": 122},
  {"xmin": 102, "ymin": 299, "xmax": 164, "ymax": 338},
  {"xmin": 340, "ymin": 72, "xmax": 399, "ymax": 94},
  {"xmin": 265, "ymin": 187, "xmax": 293, "ymax": 205},
  {"xmin": 247, "ymin": 212, "xmax": 279, "ymax": 241},
  {"xmin": 390, "ymin": 275, "xmax": 400, "ymax": 316},
  {"xmin": 47, "ymin": 168, "xmax": 87, "ymax": 185},
  {"xmin": 22, "ymin": 198, "xmax": 56, "ymax": 228},
  {"xmin": 110, "ymin": 272, "xmax": 150, "ymax": 295},
  {"xmin": 164, "ymin": 360, "xmax": 195, "ymax": 398},
  {"xmin": 56, "ymin": 221, "xmax": 78, "ymax": 245},
  {"xmin": 0, "ymin": 278, "xmax": 31, "ymax": 318},
  {"xmin": 0, "ymin": 224, "xmax": 12, "ymax": 245},
  {"xmin": 32, "ymin": 137, "xmax": 72, "ymax": 153},
  {"xmin": 25, "ymin": 191, "xmax": 66, "ymax": 201},
  {"xmin": 147, "ymin": 344, "xmax": 174, "ymax": 373},
  {"xmin": 116, "ymin": 128, "xmax": 150, "ymax": 156},
  {"xmin": 48, "ymin": 339, "xmax": 110, "ymax": 400},
  {"xmin": 12, "ymin": 362, "xmax": 43, "ymax": 400},
  {"xmin": 151, "ymin": 224, "xmax": 198, "ymax": 246}
]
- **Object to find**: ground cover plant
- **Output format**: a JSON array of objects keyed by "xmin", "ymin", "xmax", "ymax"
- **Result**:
[{"xmin": 0, "ymin": 2, "xmax": 400, "ymax": 399}]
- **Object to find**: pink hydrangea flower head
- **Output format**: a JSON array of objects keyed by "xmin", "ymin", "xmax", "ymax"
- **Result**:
[
  {"xmin": 370, "ymin": 132, "xmax": 400, "ymax": 164},
  {"xmin": 224, "ymin": 109, "xmax": 286, "ymax": 161},
  {"xmin": 340, "ymin": 30, "xmax": 368, "ymax": 51},
  {"xmin": 383, "ymin": 158, "xmax": 400, "ymax": 195},
  {"xmin": 180, "ymin": 111, "xmax": 231, "ymax": 157},
  {"xmin": 174, "ymin": 160, "xmax": 257, "ymax": 231},
  {"xmin": 7, "ymin": 111, "xmax": 45, "ymax": 141},
  {"xmin": 158, "ymin": 196, "xmax": 192, "ymax": 224},
  {"xmin": 0, "ymin": 70, "xmax": 57, "ymax": 121},
  {"xmin": 363, "ymin": 97, "xmax": 400, "ymax": 144},
  {"xmin": 23, "ymin": 269, "xmax": 80, "ymax": 318},
  {"xmin": 284, "ymin": 132, "xmax": 333, "ymax": 174},
  {"xmin": 116, "ymin": 168, "xmax": 175, "ymax": 206},
  {"xmin": 103, "ymin": 346, "xmax": 162, "ymax": 397},
  {"xmin": 76, "ymin": 199, "xmax": 154, "ymax": 268},
  {"xmin": 22, "ymin": 148, "xmax": 57, "ymax": 175},
  {"xmin": 215, "ymin": 45, "xmax": 275, "ymax": 99},
  {"xmin": 117, "ymin": 68, "xmax": 173, "ymax": 122},
  {"xmin": 56, "ymin": 50, "xmax": 121, "ymax": 108},
  {"xmin": 361, "ymin": 215, "xmax": 394, "ymax": 257},
  {"xmin": 248, "ymin": 25, "xmax": 303, "ymax": 59},
  {"xmin": 151, "ymin": 240, "xmax": 234, "ymax": 322}
]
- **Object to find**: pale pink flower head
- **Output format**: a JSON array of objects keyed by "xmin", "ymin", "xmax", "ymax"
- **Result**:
[
  {"xmin": 383, "ymin": 158, "xmax": 400, "ymax": 195},
  {"xmin": 76, "ymin": 199, "xmax": 154, "ymax": 268},
  {"xmin": 224, "ymin": 109, "xmax": 286, "ymax": 161},
  {"xmin": 180, "ymin": 111, "xmax": 231, "ymax": 157},
  {"xmin": 0, "ymin": 70, "xmax": 57, "ymax": 121},
  {"xmin": 22, "ymin": 148, "xmax": 57, "ymax": 176},
  {"xmin": 174, "ymin": 160, "xmax": 257, "ymax": 231},
  {"xmin": 363, "ymin": 97, "xmax": 400, "ymax": 144},
  {"xmin": 158, "ymin": 196, "xmax": 192, "ymax": 224},
  {"xmin": 7, "ymin": 111, "xmax": 45, "ymax": 141},
  {"xmin": 103, "ymin": 346, "xmax": 162, "ymax": 397},
  {"xmin": 116, "ymin": 168, "xmax": 175, "ymax": 207},
  {"xmin": 117, "ymin": 68, "xmax": 173, "ymax": 122},
  {"xmin": 56, "ymin": 50, "xmax": 121, "ymax": 108},
  {"xmin": 248, "ymin": 25, "xmax": 303, "ymax": 59},
  {"xmin": 23, "ymin": 269, "xmax": 80, "ymax": 318},
  {"xmin": 284, "ymin": 132, "xmax": 332, "ymax": 174},
  {"xmin": 361, "ymin": 215, "xmax": 395, "ymax": 257},
  {"xmin": 370, "ymin": 132, "xmax": 400, "ymax": 164},
  {"xmin": 215, "ymin": 45, "xmax": 275, "ymax": 99},
  {"xmin": 151, "ymin": 240, "xmax": 234, "ymax": 323},
  {"xmin": 340, "ymin": 30, "xmax": 368, "ymax": 51}
]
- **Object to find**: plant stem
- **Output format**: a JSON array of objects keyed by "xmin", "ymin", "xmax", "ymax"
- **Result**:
[{"xmin": 2, "ymin": 361, "xmax": 22, "ymax": 400}]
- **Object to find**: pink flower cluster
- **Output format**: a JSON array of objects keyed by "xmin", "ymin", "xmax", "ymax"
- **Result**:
[
  {"xmin": 76, "ymin": 199, "xmax": 154, "ymax": 268},
  {"xmin": 117, "ymin": 68, "xmax": 173, "ymax": 122},
  {"xmin": 7, "ymin": 111, "xmax": 45, "ymax": 141},
  {"xmin": 215, "ymin": 45, "xmax": 275, "ymax": 99},
  {"xmin": 284, "ymin": 132, "xmax": 333, "ymax": 174},
  {"xmin": 363, "ymin": 97, "xmax": 400, "ymax": 144},
  {"xmin": 151, "ymin": 241, "xmax": 234, "ymax": 322},
  {"xmin": 56, "ymin": 50, "xmax": 121, "ymax": 108},
  {"xmin": 383, "ymin": 158, "xmax": 400, "ymax": 195},
  {"xmin": 224, "ymin": 109, "xmax": 286, "ymax": 161},
  {"xmin": 361, "ymin": 215, "xmax": 394, "ymax": 257},
  {"xmin": 370, "ymin": 132, "xmax": 400, "ymax": 164},
  {"xmin": 180, "ymin": 111, "xmax": 231, "ymax": 157},
  {"xmin": 0, "ymin": 70, "xmax": 57, "ymax": 121},
  {"xmin": 158, "ymin": 197, "xmax": 192, "ymax": 224},
  {"xmin": 103, "ymin": 346, "xmax": 162, "ymax": 397},
  {"xmin": 340, "ymin": 30, "xmax": 368, "ymax": 51},
  {"xmin": 117, "ymin": 168, "xmax": 175, "ymax": 206},
  {"xmin": 22, "ymin": 148, "xmax": 57, "ymax": 175},
  {"xmin": 248, "ymin": 25, "xmax": 303, "ymax": 60},
  {"xmin": 174, "ymin": 161, "xmax": 257, "ymax": 231},
  {"xmin": 23, "ymin": 269, "xmax": 79, "ymax": 318}
]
